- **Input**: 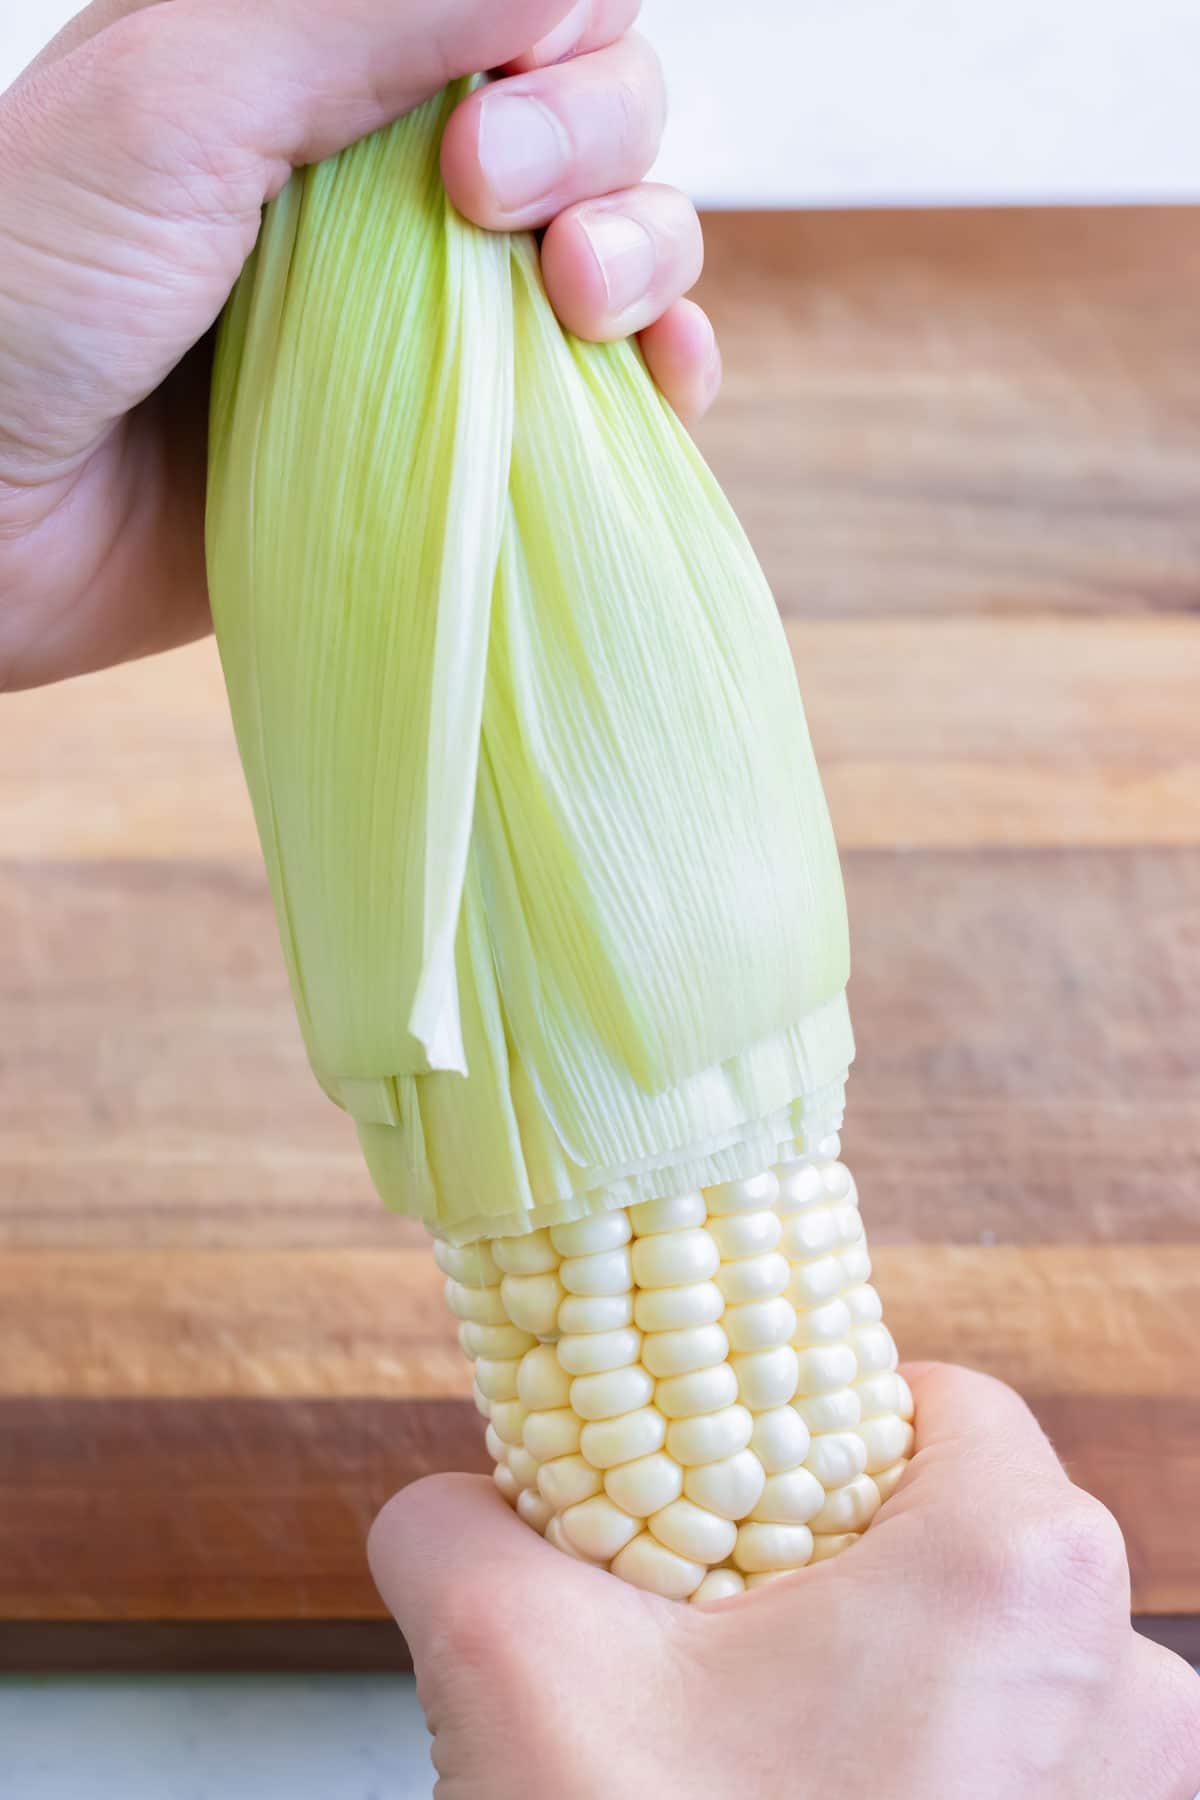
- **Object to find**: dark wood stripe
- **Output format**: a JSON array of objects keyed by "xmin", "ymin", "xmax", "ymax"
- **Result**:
[
  {"xmin": 1, "ymin": 1396, "xmax": 1195, "ymax": 1625},
  {"xmin": 0, "ymin": 1617, "xmax": 1192, "ymax": 1676}
]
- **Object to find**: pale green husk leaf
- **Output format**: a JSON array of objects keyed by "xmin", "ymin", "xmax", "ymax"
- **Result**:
[{"xmin": 207, "ymin": 83, "xmax": 853, "ymax": 1243}]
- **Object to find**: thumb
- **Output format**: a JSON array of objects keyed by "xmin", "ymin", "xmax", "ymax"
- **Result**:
[{"xmin": 368, "ymin": 1471, "xmax": 611, "ymax": 1672}]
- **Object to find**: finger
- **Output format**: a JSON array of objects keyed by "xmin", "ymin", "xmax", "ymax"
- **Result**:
[
  {"xmin": 504, "ymin": 0, "xmax": 643, "ymax": 72},
  {"xmin": 442, "ymin": 33, "xmax": 666, "ymax": 230},
  {"xmin": 28, "ymin": 0, "xmax": 582, "ymax": 178},
  {"xmin": 541, "ymin": 184, "xmax": 702, "ymax": 341},
  {"xmin": 639, "ymin": 300, "xmax": 723, "ymax": 429},
  {"xmin": 368, "ymin": 1473, "xmax": 611, "ymax": 1674}
]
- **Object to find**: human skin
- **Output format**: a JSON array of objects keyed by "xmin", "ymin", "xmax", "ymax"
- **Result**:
[
  {"xmin": 0, "ymin": 0, "xmax": 718, "ymax": 692},
  {"xmin": 370, "ymin": 1364, "xmax": 1200, "ymax": 1799}
]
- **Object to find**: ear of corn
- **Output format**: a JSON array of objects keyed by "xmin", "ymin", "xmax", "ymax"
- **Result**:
[
  {"xmin": 207, "ymin": 82, "xmax": 854, "ymax": 1244},
  {"xmin": 207, "ymin": 80, "xmax": 911, "ymax": 1588}
]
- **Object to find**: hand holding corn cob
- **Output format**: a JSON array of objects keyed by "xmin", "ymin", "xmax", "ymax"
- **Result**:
[
  {"xmin": 370, "ymin": 1366, "xmax": 1200, "ymax": 1798},
  {"xmin": 0, "ymin": 0, "xmax": 708, "ymax": 688},
  {"xmin": 207, "ymin": 81, "xmax": 912, "ymax": 1595}
]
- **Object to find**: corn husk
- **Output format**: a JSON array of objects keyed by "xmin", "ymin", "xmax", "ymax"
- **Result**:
[{"xmin": 207, "ymin": 82, "xmax": 853, "ymax": 1242}]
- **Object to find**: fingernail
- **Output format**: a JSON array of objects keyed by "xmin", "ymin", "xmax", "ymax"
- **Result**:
[
  {"xmin": 529, "ymin": 0, "xmax": 591, "ymax": 66},
  {"xmin": 578, "ymin": 209, "xmax": 658, "ymax": 316},
  {"xmin": 478, "ymin": 93, "xmax": 570, "ymax": 214}
]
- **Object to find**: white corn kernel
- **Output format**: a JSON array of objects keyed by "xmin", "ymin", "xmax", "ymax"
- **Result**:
[
  {"xmin": 550, "ymin": 1212, "xmax": 631, "ymax": 1257},
  {"xmin": 632, "ymin": 1229, "xmax": 720, "ymax": 1289},
  {"xmin": 560, "ymin": 1494, "xmax": 640, "ymax": 1562},
  {"xmin": 570, "ymin": 1364, "xmax": 655, "ymax": 1421},
  {"xmin": 500, "ymin": 1272, "xmax": 564, "ymax": 1338},
  {"xmin": 493, "ymin": 1464, "xmax": 520, "ymax": 1504},
  {"xmin": 556, "ymin": 1327, "xmax": 642, "ymax": 1377},
  {"xmin": 485, "ymin": 1423, "xmax": 507, "ymax": 1465},
  {"xmin": 666, "ymin": 1405, "xmax": 754, "ymax": 1468},
  {"xmin": 544, "ymin": 1515, "xmax": 588, "ymax": 1561},
  {"xmin": 474, "ymin": 1358, "xmax": 521, "ymax": 1403},
  {"xmin": 655, "ymin": 1363, "xmax": 739, "ymax": 1419},
  {"xmin": 716, "ymin": 1252, "xmax": 789, "ymax": 1305},
  {"xmin": 445, "ymin": 1280, "xmax": 509, "ymax": 1325},
  {"xmin": 579, "ymin": 1407, "xmax": 667, "ymax": 1470},
  {"xmin": 559, "ymin": 1247, "xmax": 634, "ymax": 1298},
  {"xmin": 537, "ymin": 1454, "xmax": 603, "ymax": 1511},
  {"xmin": 831, "ymin": 1207, "xmax": 863, "ymax": 1251},
  {"xmin": 859, "ymin": 1415, "xmax": 915, "ymax": 1473},
  {"xmin": 692, "ymin": 1568, "xmax": 746, "ymax": 1602},
  {"xmin": 723, "ymin": 1297, "xmax": 797, "ymax": 1353},
  {"xmin": 791, "ymin": 1297, "xmax": 853, "ymax": 1348},
  {"xmin": 506, "ymin": 1446, "xmax": 539, "ymax": 1490},
  {"xmin": 706, "ymin": 1211, "xmax": 782, "ymax": 1260},
  {"xmin": 517, "ymin": 1344, "xmax": 573, "ymax": 1411},
  {"xmin": 810, "ymin": 1473, "xmax": 881, "ymax": 1535},
  {"xmin": 516, "ymin": 1488, "xmax": 554, "ymax": 1534},
  {"xmin": 557, "ymin": 1292, "xmax": 634, "ymax": 1335},
  {"xmin": 838, "ymin": 1242, "xmax": 872, "ymax": 1285},
  {"xmin": 744, "ymin": 1570, "xmax": 794, "ymax": 1589},
  {"xmin": 488, "ymin": 1399, "xmax": 528, "ymax": 1446},
  {"xmin": 650, "ymin": 1499, "xmax": 738, "ymax": 1565},
  {"xmin": 785, "ymin": 1255, "xmax": 845, "ymax": 1307},
  {"xmin": 780, "ymin": 1208, "xmax": 839, "ymax": 1260},
  {"xmin": 873, "ymin": 1460, "xmax": 909, "ymax": 1504},
  {"xmin": 683, "ymin": 1450, "xmax": 766, "ymax": 1521},
  {"xmin": 492, "ymin": 1230, "xmax": 559, "ymax": 1276},
  {"xmin": 823, "ymin": 1164, "xmax": 856, "ymax": 1203},
  {"xmin": 604, "ymin": 1453, "xmax": 683, "ymax": 1518},
  {"xmin": 610, "ymin": 1533, "xmax": 706, "ymax": 1600},
  {"xmin": 460, "ymin": 1320, "xmax": 537, "ymax": 1360},
  {"xmin": 629, "ymin": 1192, "xmax": 707, "ymax": 1235},
  {"xmin": 809, "ymin": 1532, "xmax": 860, "ymax": 1564},
  {"xmin": 433, "ymin": 1240, "xmax": 501, "ymax": 1286},
  {"xmin": 794, "ymin": 1345, "xmax": 859, "ymax": 1395},
  {"xmin": 641, "ymin": 1323, "xmax": 729, "ymax": 1378},
  {"xmin": 633, "ymin": 1282, "xmax": 724, "ymax": 1333},
  {"xmin": 731, "ymin": 1345, "xmax": 799, "ymax": 1411},
  {"xmin": 895, "ymin": 1374, "xmax": 915, "ymax": 1421},
  {"xmin": 733, "ymin": 1521, "xmax": 814, "ymax": 1573},
  {"xmin": 751, "ymin": 1466, "xmax": 825, "ymax": 1525},
  {"xmin": 854, "ymin": 1371, "xmax": 904, "ymax": 1420},
  {"xmin": 792, "ymin": 1388, "xmax": 861, "ymax": 1434},
  {"xmin": 523, "ymin": 1407, "xmax": 582, "ymax": 1463},
  {"xmin": 751, "ymin": 1406, "xmax": 811, "ymax": 1474},
  {"xmin": 775, "ymin": 1164, "xmax": 825, "ymax": 1213},
  {"xmin": 472, "ymin": 1385, "xmax": 492, "ymax": 1420},
  {"xmin": 703, "ymin": 1172, "xmax": 780, "ymax": 1215},
  {"xmin": 849, "ymin": 1324, "xmax": 898, "ymax": 1375},
  {"xmin": 843, "ymin": 1284, "xmax": 884, "ymax": 1325},
  {"xmin": 804, "ymin": 1431, "xmax": 869, "ymax": 1489}
]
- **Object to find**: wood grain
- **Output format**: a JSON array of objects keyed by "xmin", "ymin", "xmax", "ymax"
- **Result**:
[
  {"xmin": 2, "ymin": 850, "xmax": 1196, "ymax": 1249},
  {"xmin": 5, "ymin": 615, "xmax": 1199, "ymax": 859},
  {"xmin": 3, "ymin": 210, "xmax": 1198, "ymax": 1643},
  {"xmin": 1, "ymin": 1244, "xmax": 1195, "ymax": 1401},
  {"xmin": 697, "ymin": 208, "xmax": 1200, "ymax": 621},
  {"xmin": 2, "ymin": 1395, "xmax": 1195, "ymax": 1622}
]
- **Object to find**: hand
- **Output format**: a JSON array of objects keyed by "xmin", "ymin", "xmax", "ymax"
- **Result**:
[
  {"xmin": 370, "ymin": 1365, "xmax": 1200, "ymax": 1799},
  {"xmin": 0, "ymin": 1, "xmax": 718, "ymax": 692}
]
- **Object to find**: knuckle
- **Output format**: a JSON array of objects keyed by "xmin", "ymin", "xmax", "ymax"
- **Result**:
[{"xmin": 984, "ymin": 1492, "xmax": 1129, "ymax": 1617}]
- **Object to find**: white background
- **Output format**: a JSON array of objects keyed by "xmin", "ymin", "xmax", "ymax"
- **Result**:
[{"xmin": 2, "ymin": 0, "xmax": 1199, "ymax": 205}]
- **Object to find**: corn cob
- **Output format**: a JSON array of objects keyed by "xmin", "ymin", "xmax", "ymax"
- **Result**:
[
  {"xmin": 206, "ymin": 80, "xmax": 912, "ymax": 1598},
  {"xmin": 440, "ymin": 1132, "xmax": 912, "ymax": 1600}
]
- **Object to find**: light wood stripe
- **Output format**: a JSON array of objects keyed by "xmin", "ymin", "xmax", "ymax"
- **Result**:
[
  {"xmin": 1, "ymin": 1244, "xmax": 1194, "ymax": 1401},
  {"xmin": 5, "ymin": 616, "xmax": 1199, "ymax": 860}
]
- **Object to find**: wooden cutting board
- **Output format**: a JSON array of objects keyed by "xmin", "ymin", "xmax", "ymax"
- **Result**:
[{"xmin": 2, "ymin": 208, "xmax": 1198, "ymax": 1670}]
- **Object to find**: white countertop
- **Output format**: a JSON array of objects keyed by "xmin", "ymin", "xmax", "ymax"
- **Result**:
[
  {"xmin": 4, "ymin": 0, "xmax": 1199, "ymax": 206},
  {"xmin": 1, "ymin": 1675, "xmax": 435, "ymax": 1800}
]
